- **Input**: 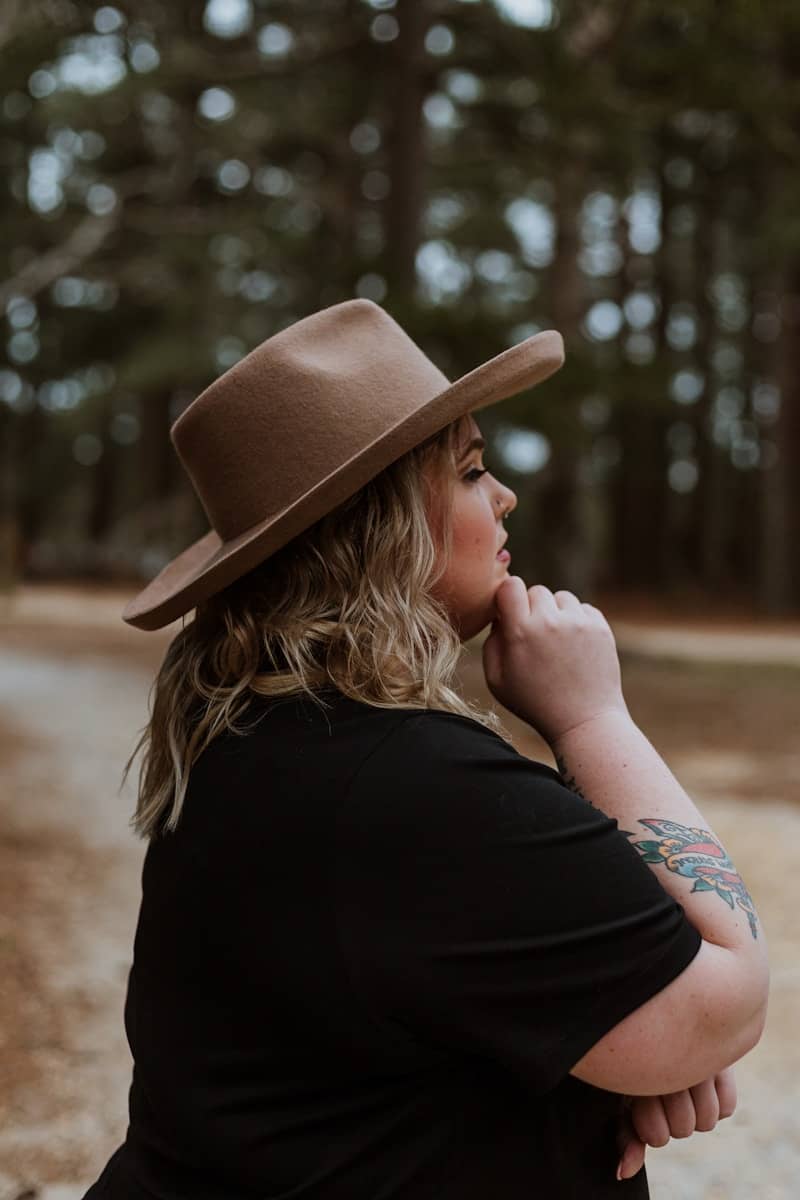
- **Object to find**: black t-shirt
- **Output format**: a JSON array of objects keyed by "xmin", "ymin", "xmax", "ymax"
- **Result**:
[{"xmin": 83, "ymin": 688, "xmax": 701, "ymax": 1200}]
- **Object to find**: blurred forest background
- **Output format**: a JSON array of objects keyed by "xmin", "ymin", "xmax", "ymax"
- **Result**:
[
  {"xmin": 2, "ymin": 0, "xmax": 800, "ymax": 612},
  {"xmin": 3, "ymin": 6, "xmax": 800, "ymax": 1195}
]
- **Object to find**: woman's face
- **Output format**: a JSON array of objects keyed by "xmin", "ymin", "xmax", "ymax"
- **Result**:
[{"xmin": 427, "ymin": 416, "xmax": 518, "ymax": 642}]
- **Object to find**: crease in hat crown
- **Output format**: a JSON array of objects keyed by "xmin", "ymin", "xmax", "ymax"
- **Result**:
[
  {"xmin": 122, "ymin": 297, "xmax": 565, "ymax": 629},
  {"xmin": 171, "ymin": 299, "xmax": 451, "ymax": 542}
]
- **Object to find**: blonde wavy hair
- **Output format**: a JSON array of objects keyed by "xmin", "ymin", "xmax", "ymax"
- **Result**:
[{"xmin": 123, "ymin": 412, "xmax": 513, "ymax": 839}]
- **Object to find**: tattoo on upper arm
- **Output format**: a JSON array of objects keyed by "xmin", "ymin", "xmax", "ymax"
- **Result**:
[
  {"xmin": 620, "ymin": 818, "xmax": 759, "ymax": 939},
  {"xmin": 555, "ymin": 752, "xmax": 587, "ymax": 800}
]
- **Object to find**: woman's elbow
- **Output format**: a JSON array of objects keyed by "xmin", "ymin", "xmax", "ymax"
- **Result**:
[{"xmin": 710, "ymin": 959, "xmax": 770, "ymax": 1071}]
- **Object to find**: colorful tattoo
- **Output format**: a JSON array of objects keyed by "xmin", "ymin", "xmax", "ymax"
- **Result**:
[
  {"xmin": 555, "ymin": 752, "xmax": 586, "ymax": 800},
  {"xmin": 621, "ymin": 818, "xmax": 759, "ymax": 939}
]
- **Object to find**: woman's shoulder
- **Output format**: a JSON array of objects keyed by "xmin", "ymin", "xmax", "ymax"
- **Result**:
[
  {"xmin": 337, "ymin": 701, "xmax": 592, "ymax": 849},
  {"xmin": 247, "ymin": 686, "xmax": 527, "ymax": 755},
  {"xmin": 242, "ymin": 687, "xmax": 567, "ymax": 811},
  {"xmin": 366, "ymin": 704, "xmax": 561, "ymax": 784}
]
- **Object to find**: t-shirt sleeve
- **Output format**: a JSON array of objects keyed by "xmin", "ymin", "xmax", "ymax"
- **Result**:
[{"xmin": 335, "ymin": 709, "xmax": 702, "ymax": 1096}]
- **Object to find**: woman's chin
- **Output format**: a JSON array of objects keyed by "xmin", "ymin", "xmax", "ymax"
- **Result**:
[
  {"xmin": 442, "ymin": 577, "xmax": 510, "ymax": 643},
  {"xmin": 457, "ymin": 598, "xmax": 500, "ymax": 643}
]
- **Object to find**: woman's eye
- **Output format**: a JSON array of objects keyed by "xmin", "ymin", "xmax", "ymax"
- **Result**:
[{"xmin": 464, "ymin": 467, "xmax": 489, "ymax": 483}]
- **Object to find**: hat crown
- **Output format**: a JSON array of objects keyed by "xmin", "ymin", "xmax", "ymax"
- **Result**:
[
  {"xmin": 171, "ymin": 299, "xmax": 449, "ymax": 541},
  {"xmin": 123, "ymin": 297, "xmax": 564, "ymax": 629}
]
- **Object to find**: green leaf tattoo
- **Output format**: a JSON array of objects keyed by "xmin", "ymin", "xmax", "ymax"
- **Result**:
[
  {"xmin": 555, "ymin": 752, "xmax": 586, "ymax": 800},
  {"xmin": 623, "ymin": 819, "xmax": 759, "ymax": 939}
]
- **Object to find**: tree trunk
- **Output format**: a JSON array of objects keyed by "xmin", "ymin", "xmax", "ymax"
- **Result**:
[
  {"xmin": 688, "ymin": 159, "xmax": 731, "ymax": 596},
  {"xmin": 766, "ymin": 270, "xmax": 800, "ymax": 611},
  {"xmin": 611, "ymin": 146, "xmax": 672, "ymax": 595},
  {"xmin": 384, "ymin": 0, "xmax": 427, "ymax": 307},
  {"xmin": 139, "ymin": 392, "xmax": 175, "ymax": 507},
  {"xmin": 539, "ymin": 156, "xmax": 593, "ymax": 593}
]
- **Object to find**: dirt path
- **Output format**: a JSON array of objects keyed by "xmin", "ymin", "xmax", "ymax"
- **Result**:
[
  {"xmin": 0, "ymin": 647, "xmax": 153, "ymax": 1200},
  {"xmin": 1, "ymin": 585, "xmax": 798, "ymax": 1199}
]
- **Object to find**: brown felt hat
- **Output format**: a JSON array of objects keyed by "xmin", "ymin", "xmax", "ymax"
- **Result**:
[{"xmin": 122, "ymin": 298, "xmax": 564, "ymax": 631}]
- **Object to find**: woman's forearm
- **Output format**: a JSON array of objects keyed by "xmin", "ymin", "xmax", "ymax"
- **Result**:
[{"xmin": 550, "ymin": 709, "xmax": 769, "ymax": 990}]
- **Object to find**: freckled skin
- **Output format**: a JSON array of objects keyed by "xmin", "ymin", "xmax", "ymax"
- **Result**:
[{"xmin": 427, "ymin": 415, "xmax": 518, "ymax": 643}]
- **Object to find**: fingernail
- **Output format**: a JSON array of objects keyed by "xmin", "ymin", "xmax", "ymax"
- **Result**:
[{"xmin": 616, "ymin": 1160, "xmax": 624, "ymax": 1181}]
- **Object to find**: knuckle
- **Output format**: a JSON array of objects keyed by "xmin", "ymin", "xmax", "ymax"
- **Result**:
[{"xmin": 581, "ymin": 603, "xmax": 604, "ymax": 621}]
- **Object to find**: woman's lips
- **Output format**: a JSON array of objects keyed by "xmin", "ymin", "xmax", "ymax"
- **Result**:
[{"xmin": 496, "ymin": 549, "xmax": 511, "ymax": 562}]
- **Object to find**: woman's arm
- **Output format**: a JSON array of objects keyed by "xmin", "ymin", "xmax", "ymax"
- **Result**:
[
  {"xmin": 483, "ymin": 579, "xmax": 770, "ymax": 1095},
  {"xmin": 552, "ymin": 703, "xmax": 767, "ymax": 963},
  {"xmin": 557, "ymin": 705, "xmax": 768, "ymax": 1094}
]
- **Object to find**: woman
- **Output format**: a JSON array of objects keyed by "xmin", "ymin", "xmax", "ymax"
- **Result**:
[{"xmin": 83, "ymin": 299, "xmax": 767, "ymax": 1198}]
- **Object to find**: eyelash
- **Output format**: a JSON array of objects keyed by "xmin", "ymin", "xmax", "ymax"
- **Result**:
[{"xmin": 464, "ymin": 467, "xmax": 489, "ymax": 483}]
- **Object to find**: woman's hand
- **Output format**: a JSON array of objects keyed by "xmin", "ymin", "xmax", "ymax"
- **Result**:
[
  {"xmin": 483, "ymin": 580, "xmax": 628, "ymax": 744},
  {"xmin": 616, "ymin": 1068, "xmax": 738, "ymax": 1180}
]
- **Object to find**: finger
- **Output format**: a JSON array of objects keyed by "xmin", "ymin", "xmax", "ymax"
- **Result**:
[
  {"xmin": 553, "ymin": 589, "xmax": 582, "ymax": 610},
  {"xmin": 492, "ymin": 575, "xmax": 533, "ymax": 626},
  {"xmin": 616, "ymin": 1111, "xmax": 647, "ymax": 1181},
  {"xmin": 661, "ymin": 1089, "xmax": 698, "ymax": 1139},
  {"xmin": 618, "ymin": 1137, "xmax": 646, "ymax": 1182},
  {"xmin": 689, "ymin": 1077, "xmax": 720, "ymax": 1132},
  {"xmin": 527, "ymin": 583, "xmax": 558, "ymax": 616},
  {"xmin": 715, "ymin": 1068, "xmax": 738, "ymax": 1119},
  {"xmin": 630, "ymin": 1096, "xmax": 671, "ymax": 1148}
]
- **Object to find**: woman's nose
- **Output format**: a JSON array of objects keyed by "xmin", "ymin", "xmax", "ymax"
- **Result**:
[{"xmin": 498, "ymin": 484, "xmax": 517, "ymax": 515}]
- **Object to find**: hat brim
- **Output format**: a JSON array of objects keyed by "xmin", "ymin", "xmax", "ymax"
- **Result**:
[{"xmin": 122, "ymin": 327, "xmax": 564, "ymax": 631}]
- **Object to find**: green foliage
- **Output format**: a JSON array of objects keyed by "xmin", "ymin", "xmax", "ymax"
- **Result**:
[{"xmin": 1, "ymin": 0, "xmax": 799, "ymax": 607}]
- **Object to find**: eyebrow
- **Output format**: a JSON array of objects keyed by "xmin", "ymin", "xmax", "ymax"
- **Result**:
[{"xmin": 458, "ymin": 436, "xmax": 485, "ymax": 461}]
